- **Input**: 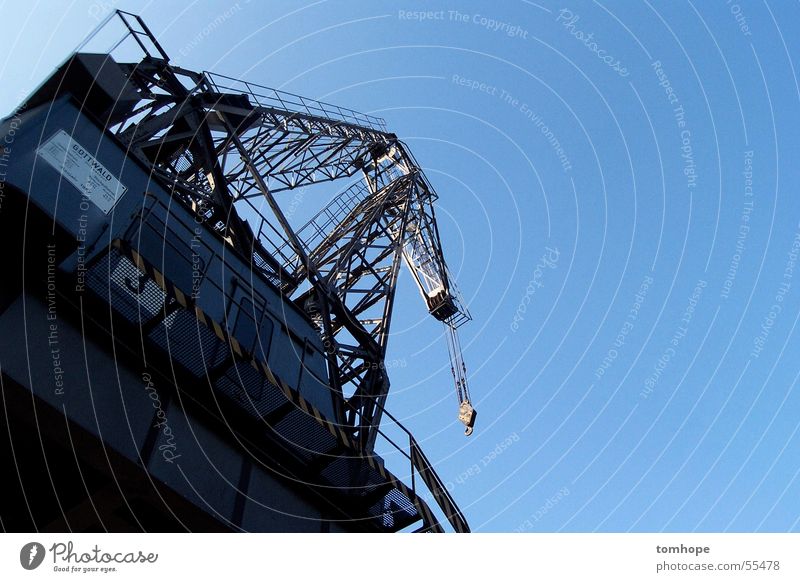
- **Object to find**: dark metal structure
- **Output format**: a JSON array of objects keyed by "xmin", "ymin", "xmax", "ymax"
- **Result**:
[{"xmin": 0, "ymin": 11, "xmax": 473, "ymax": 533}]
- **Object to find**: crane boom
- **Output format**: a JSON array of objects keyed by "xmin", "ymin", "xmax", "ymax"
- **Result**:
[
  {"xmin": 389, "ymin": 146, "xmax": 477, "ymax": 436},
  {"xmin": 89, "ymin": 24, "xmax": 476, "ymax": 445},
  {"xmin": 289, "ymin": 142, "xmax": 477, "ymax": 437}
]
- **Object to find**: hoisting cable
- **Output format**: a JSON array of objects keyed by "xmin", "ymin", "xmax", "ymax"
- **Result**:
[{"xmin": 445, "ymin": 323, "xmax": 476, "ymax": 436}]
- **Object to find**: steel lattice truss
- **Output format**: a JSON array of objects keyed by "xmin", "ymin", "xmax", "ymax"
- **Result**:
[{"xmin": 104, "ymin": 48, "xmax": 470, "ymax": 450}]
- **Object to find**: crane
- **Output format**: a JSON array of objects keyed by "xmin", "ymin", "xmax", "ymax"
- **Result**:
[
  {"xmin": 286, "ymin": 141, "xmax": 477, "ymax": 439},
  {"xmin": 389, "ymin": 145, "xmax": 477, "ymax": 437},
  {"xmin": 87, "ymin": 12, "xmax": 476, "ymax": 448}
]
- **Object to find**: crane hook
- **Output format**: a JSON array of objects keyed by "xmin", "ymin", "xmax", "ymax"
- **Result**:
[{"xmin": 458, "ymin": 400, "xmax": 477, "ymax": 437}]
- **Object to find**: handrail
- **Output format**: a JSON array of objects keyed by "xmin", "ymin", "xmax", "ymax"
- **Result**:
[
  {"xmin": 74, "ymin": 9, "xmax": 170, "ymax": 62},
  {"xmin": 203, "ymin": 71, "xmax": 388, "ymax": 133},
  {"xmin": 67, "ymin": 8, "xmax": 468, "ymax": 534},
  {"xmin": 343, "ymin": 397, "xmax": 471, "ymax": 533}
]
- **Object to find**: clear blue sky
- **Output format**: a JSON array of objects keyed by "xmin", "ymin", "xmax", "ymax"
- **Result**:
[{"xmin": 2, "ymin": 0, "xmax": 799, "ymax": 533}]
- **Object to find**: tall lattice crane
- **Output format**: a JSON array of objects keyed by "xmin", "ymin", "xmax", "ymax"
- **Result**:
[{"xmin": 90, "ymin": 11, "xmax": 476, "ymax": 450}]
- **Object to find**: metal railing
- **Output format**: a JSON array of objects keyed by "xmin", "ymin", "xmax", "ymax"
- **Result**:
[
  {"xmin": 204, "ymin": 71, "xmax": 388, "ymax": 133},
  {"xmin": 70, "ymin": 8, "xmax": 467, "ymax": 533},
  {"xmin": 345, "ymin": 398, "xmax": 471, "ymax": 533},
  {"xmin": 75, "ymin": 10, "xmax": 387, "ymax": 133},
  {"xmin": 75, "ymin": 9, "xmax": 170, "ymax": 62}
]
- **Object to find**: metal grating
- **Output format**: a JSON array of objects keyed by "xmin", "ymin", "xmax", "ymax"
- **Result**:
[
  {"xmin": 373, "ymin": 487, "xmax": 417, "ymax": 530},
  {"xmin": 272, "ymin": 407, "xmax": 338, "ymax": 461},
  {"xmin": 148, "ymin": 309, "xmax": 231, "ymax": 376},
  {"xmin": 213, "ymin": 361, "xmax": 286, "ymax": 419},
  {"xmin": 87, "ymin": 249, "xmax": 167, "ymax": 324},
  {"xmin": 83, "ymin": 242, "xmax": 433, "ymax": 531}
]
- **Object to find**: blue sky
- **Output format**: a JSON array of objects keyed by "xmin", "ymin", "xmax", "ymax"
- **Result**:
[{"xmin": 2, "ymin": 0, "xmax": 799, "ymax": 533}]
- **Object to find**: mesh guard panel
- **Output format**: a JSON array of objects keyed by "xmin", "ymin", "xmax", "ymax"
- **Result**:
[
  {"xmin": 87, "ymin": 249, "xmax": 167, "ymax": 324},
  {"xmin": 84, "ymin": 243, "xmax": 431, "ymax": 532}
]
